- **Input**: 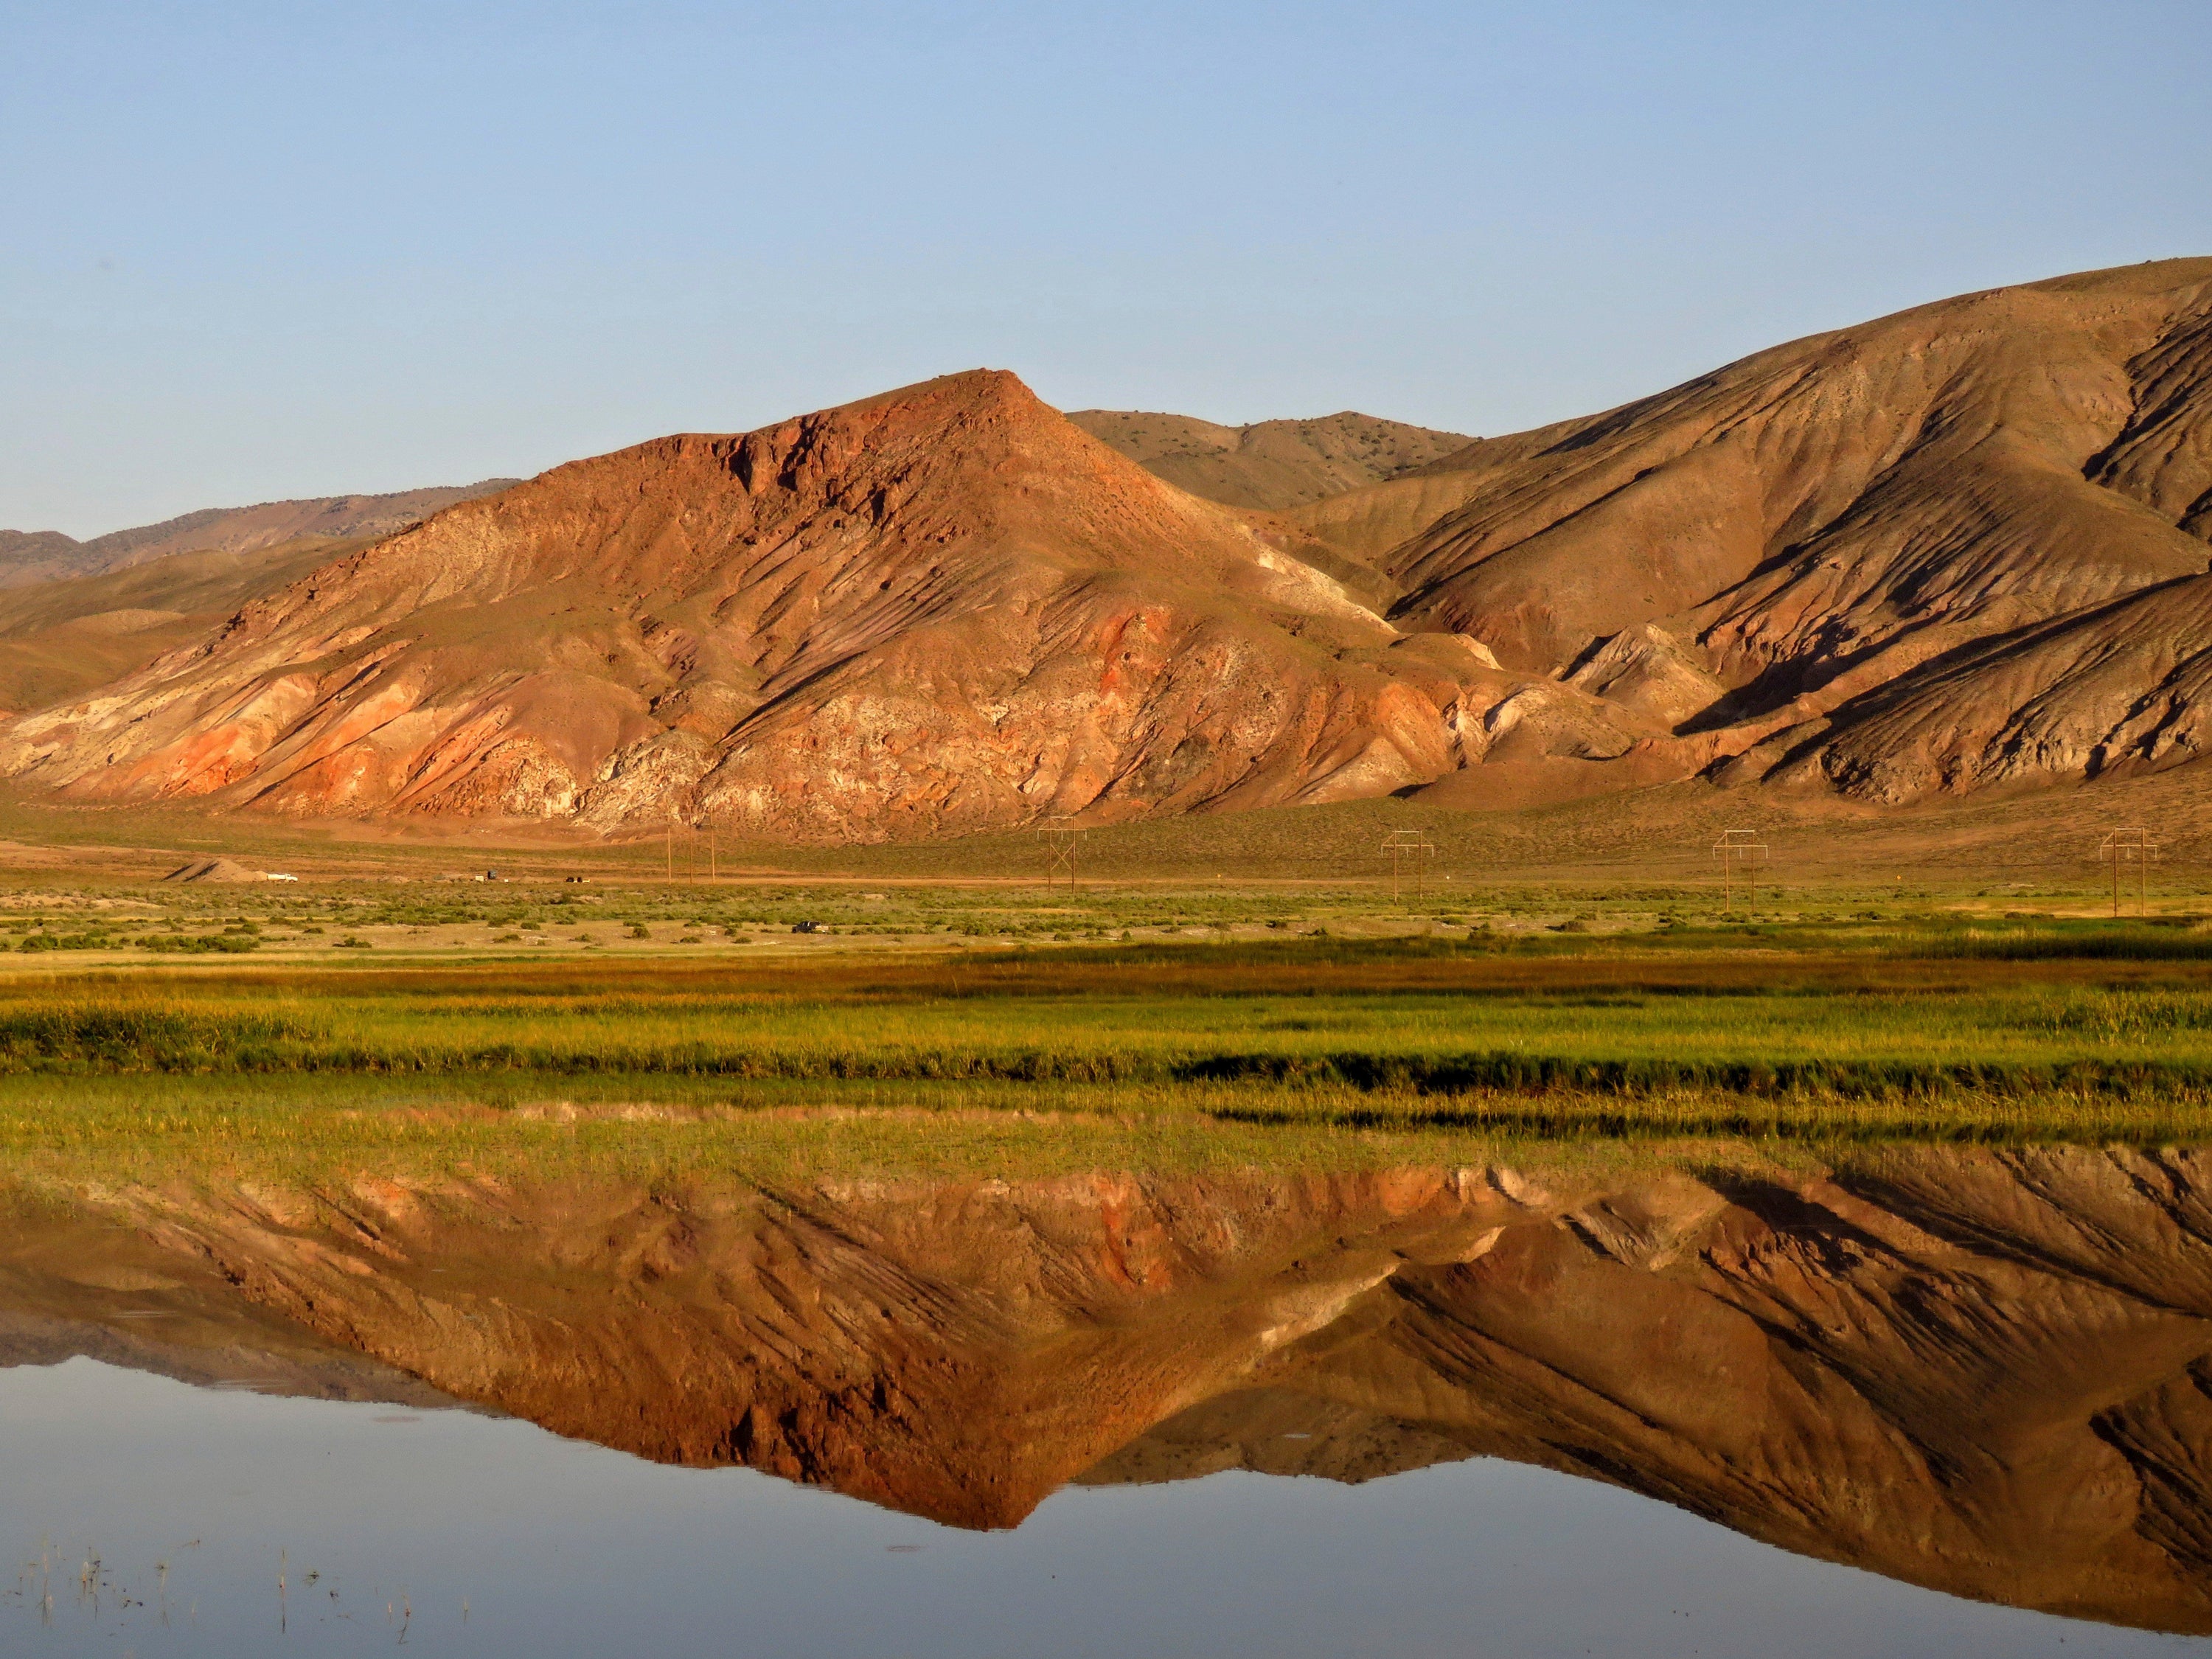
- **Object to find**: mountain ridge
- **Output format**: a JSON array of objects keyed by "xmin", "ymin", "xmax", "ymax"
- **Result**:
[
  {"xmin": 0, "ymin": 370, "xmax": 1478, "ymax": 838},
  {"xmin": 0, "ymin": 479, "xmax": 520, "ymax": 587},
  {"xmin": 4, "ymin": 258, "xmax": 2211, "ymax": 835}
]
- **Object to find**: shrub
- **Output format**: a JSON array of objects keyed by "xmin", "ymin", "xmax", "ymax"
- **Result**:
[{"xmin": 142, "ymin": 933, "xmax": 259, "ymax": 954}]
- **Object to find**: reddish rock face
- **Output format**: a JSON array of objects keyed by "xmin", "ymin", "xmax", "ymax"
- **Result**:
[
  {"xmin": 33, "ymin": 1148, "xmax": 2212, "ymax": 1631},
  {"xmin": 0, "ymin": 372, "xmax": 1470, "ymax": 838}
]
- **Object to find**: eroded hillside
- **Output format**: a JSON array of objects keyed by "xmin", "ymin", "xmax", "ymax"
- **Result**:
[
  {"xmin": 0, "ymin": 372, "xmax": 1482, "ymax": 839},
  {"xmin": 1301, "ymin": 258, "xmax": 2212, "ymax": 804}
]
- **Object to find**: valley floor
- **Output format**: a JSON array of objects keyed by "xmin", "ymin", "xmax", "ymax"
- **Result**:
[{"xmin": 5, "ymin": 916, "xmax": 2212, "ymax": 1189}]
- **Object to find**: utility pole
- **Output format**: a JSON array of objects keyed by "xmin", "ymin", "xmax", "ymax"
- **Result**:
[
  {"xmin": 1039, "ymin": 824, "xmax": 1082, "ymax": 891},
  {"xmin": 666, "ymin": 820, "xmax": 675, "ymax": 883},
  {"xmin": 1380, "ymin": 830, "xmax": 1438, "ymax": 903},
  {"xmin": 2098, "ymin": 827, "xmax": 2160, "ymax": 918},
  {"xmin": 1713, "ymin": 829, "xmax": 1771, "ymax": 916}
]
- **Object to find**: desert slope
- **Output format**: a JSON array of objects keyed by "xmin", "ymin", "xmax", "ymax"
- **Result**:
[
  {"xmin": 1328, "ymin": 258, "xmax": 2212, "ymax": 802},
  {"xmin": 0, "ymin": 372, "xmax": 1478, "ymax": 838},
  {"xmin": 1067, "ymin": 409, "xmax": 1473, "ymax": 509}
]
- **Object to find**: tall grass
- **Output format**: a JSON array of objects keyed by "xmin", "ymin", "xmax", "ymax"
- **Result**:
[{"xmin": 5, "ymin": 939, "xmax": 2212, "ymax": 1186}]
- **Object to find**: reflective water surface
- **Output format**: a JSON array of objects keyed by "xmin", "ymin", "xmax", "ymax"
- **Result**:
[{"xmin": 7, "ymin": 1147, "xmax": 2212, "ymax": 1655}]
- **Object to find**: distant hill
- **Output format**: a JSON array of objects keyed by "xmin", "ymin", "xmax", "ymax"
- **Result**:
[
  {"xmin": 0, "ymin": 480, "xmax": 520, "ymax": 587},
  {"xmin": 0, "ymin": 538, "xmax": 370, "ymax": 716},
  {"xmin": 1065, "ymin": 410, "xmax": 1472, "ymax": 510}
]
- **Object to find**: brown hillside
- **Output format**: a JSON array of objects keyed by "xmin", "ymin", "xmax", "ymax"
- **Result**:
[
  {"xmin": 0, "ymin": 372, "xmax": 1477, "ymax": 839},
  {"xmin": 1067, "ymin": 409, "xmax": 1472, "ymax": 509},
  {"xmin": 0, "ymin": 479, "xmax": 519, "ymax": 587},
  {"xmin": 0, "ymin": 539, "xmax": 356, "ymax": 715},
  {"xmin": 7, "ymin": 260, "xmax": 2211, "ymax": 835},
  {"xmin": 1293, "ymin": 257, "xmax": 2212, "ymax": 807}
]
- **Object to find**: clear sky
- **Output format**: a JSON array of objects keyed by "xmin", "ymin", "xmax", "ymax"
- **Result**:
[{"xmin": 5, "ymin": 0, "xmax": 2209, "ymax": 537}]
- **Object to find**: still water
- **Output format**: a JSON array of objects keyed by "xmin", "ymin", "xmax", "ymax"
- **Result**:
[
  {"xmin": 7, "ymin": 1146, "xmax": 2212, "ymax": 1655},
  {"xmin": 8, "ymin": 1360, "xmax": 2192, "ymax": 1659}
]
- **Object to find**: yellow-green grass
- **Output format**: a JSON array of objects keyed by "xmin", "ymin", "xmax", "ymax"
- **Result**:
[
  {"xmin": 4, "ymin": 936, "xmax": 2212, "ymax": 1086},
  {"xmin": 4, "ymin": 933, "xmax": 2212, "ymax": 1192},
  {"xmin": 4, "ymin": 1070, "xmax": 2193, "ymax": 1194}
]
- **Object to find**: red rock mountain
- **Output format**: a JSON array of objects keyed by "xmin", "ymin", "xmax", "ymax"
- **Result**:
[
  {"xmin": 0, "ymin": 372, "xmax": 1475, "ymax": 838},
  {"xmin": 4, "ymin": 258, "xmax": 2210, "ymax": 832}
]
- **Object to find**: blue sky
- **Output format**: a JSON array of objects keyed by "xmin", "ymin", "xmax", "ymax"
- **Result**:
[{"xmin": 5, "ymin": 0, "xmax": 2209, "ymax": 536}]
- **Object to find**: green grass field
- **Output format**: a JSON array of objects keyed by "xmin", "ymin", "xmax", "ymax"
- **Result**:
[{"xmin": 7, "ymin": 914, "xmax": 2212, "ymax": 1189}]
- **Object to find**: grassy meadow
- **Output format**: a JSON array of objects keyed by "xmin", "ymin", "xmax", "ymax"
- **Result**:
[
  {"xmin": 1, "ymin": 762, "xmax": 2211, "ymax": 1189},
  {"xmin": 5, "ymin": 872, "xmax": 2212, "ymax": 1187}
]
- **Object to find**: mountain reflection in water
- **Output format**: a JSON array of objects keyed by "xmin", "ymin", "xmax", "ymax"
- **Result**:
[{"xmin": 9, "ymin": 1147, "xmax": 2212, "ymax": 1637}]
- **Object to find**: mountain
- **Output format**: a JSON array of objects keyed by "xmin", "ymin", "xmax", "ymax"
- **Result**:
[
  {"xmin": 3, "ymin": 258, "xmax": 2209, "ymax": 835},
  {"xmin": 1293, "ymin": 257, "xmax": 2212, "ymax": 806},
  {"xmin": 35, "ymin": 1147, "xmax": 2212, "ymax": 1630},
  {"xmin": 1066, "ymin": 409, "xmax": 1474, "ymax": 509},
  {"xmin": 0, "ymin": 372, "xmax": 1476, "ymax": 838},
  {"xmin": 0, "ymin": 479, "xmax": 520, "ymax": 587}
]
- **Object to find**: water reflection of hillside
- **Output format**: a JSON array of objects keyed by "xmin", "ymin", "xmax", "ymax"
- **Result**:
[{"xmin": 11, "ymin": 1147, "xmax": 2212, "ymax": 1633}]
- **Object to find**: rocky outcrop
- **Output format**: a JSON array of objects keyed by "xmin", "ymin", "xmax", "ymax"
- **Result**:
[{"xmin": 37, "ymin": 1147, "xmax": 2212, "ymax": 1631}]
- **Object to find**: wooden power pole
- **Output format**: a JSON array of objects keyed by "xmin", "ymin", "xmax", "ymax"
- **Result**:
[
  {"xmin": 1713, "ymin": 829, "xmax": 1771, "ymax": 916},
  {"xmin": 1039, "ymin": 825, "xmax": 1082, "ymax": 891},
  {"xmin": 2098, "ymin": 827, "xmax": 2160, "ymax": 918},
  {"xmin": 1380, "ymin": 830, "xmax": 1438, "ymax": 903}
]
